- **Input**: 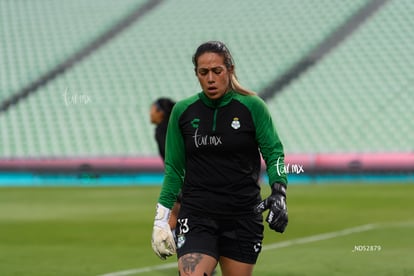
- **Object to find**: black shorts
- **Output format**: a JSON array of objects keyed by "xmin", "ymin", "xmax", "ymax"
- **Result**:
[{"xmin": 175, "ymin": 207, "xmax": 264, "ymax": 264}]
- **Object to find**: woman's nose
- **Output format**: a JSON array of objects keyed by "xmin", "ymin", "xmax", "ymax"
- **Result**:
[{"xmin": 207, "ymin": 72, "xmax": 214, "ymax": 83}]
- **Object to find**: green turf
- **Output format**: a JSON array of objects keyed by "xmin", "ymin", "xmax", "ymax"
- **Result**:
[{"xmin": 0, "ymin": 183, "xmax": 413, "ymax": 276}]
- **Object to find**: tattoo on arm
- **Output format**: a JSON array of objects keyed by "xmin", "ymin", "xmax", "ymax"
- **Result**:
[{"xmin": 180, "ymin": 253, "xmax": 203, "ymax": 274}]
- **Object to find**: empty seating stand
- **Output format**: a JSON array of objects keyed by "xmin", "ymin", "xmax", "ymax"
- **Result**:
[
  {"xmin": 0, "ymin": 0, "xmax": 412, "ymax": 157},
  {"xmin": 267, "ymin": 0, "xmax": 414, "ymax": 153}
]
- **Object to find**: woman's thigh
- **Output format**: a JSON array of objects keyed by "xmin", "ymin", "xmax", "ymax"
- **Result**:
[
  {"xmin": 178, "ymin": 253, "xmax": 217, "ymax": 276},
  {"xmin": 219, "ymin": 256, "xmax": 254, "ymax": 276}
]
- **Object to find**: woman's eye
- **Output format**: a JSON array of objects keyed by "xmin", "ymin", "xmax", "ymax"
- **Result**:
[
  {"xmin": 198, "ymin": 70, "xmax": 208, "ymax": 76},
  {"xmin": 213, "ymin": 68, "xmax": 223, "ymax": 74}
]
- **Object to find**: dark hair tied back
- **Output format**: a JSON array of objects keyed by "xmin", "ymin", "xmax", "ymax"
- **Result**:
[
  {"xmin": 192, "ymin": 41, "xmax": 234, "ymax": 70},
  {"xmin": 192, "ymin": 41, "xmax": 256, "ymax": 96},
  {"xmin": 155, "ymin": 98, "xmax": 175, "ymax": 116}
]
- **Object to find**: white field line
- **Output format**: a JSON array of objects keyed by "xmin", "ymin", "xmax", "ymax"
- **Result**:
[
  {"xmin": 97, "ymin": 262, "xmax": 177, "ymax": 276},
  {"xmin": 262, "ymin": 223, "xmax": 376, "ymax": 251},
  {"xmin": 97, "ymin": 223, "xmax": 377, "ymax": 276}
]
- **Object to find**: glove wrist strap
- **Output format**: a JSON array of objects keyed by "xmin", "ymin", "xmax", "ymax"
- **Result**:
[
  {"xmin": 271, "ymin": 182, "xmax": 287, "ymax": 197},
  {"xmin": 155, "ymin": 203, "xmax": 171, "ymax": 224}
]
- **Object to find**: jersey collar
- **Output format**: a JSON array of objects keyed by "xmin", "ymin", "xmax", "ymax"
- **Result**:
[{"xmin": 199, "ymin": 90, "xmax": 234, "ymax": 108}]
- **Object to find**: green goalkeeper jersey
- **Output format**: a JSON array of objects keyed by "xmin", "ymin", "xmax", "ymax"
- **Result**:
[{"xmin": 158, "ymin": 90, "xmax": 287, "ymax": 217}]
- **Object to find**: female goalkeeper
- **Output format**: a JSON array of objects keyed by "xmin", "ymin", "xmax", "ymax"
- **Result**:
[{"xmin": 151, "ymin": 41, "xmax": 288, "ymax": 276}]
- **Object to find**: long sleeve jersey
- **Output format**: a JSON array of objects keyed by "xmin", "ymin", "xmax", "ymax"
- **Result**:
[{"xmin": 158, "ymin": 90, "xmax": 287, "ymax": 218}]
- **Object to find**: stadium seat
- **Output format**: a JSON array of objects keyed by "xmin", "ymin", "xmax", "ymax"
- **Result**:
[
  {"xmin": 1, "ymin": 0, "xmax": 412, "ymax": 157},
  {"xmin": 267, "ymin": 0, "xmax": 414, "ymax": 153}
]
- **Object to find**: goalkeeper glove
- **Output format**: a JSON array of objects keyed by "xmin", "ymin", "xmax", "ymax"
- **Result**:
[
  {"xmin": 151, "ymin": 203, "xmax": 176, "ymax": 260},
  {"xmin": 255, "ymin": 183, "xmax": 288, "ymax": 233}
]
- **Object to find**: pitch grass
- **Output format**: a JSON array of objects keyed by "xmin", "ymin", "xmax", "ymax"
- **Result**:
[{"xmin": 0, "ymin": 183, "xmax": 413, "ymax": 276}]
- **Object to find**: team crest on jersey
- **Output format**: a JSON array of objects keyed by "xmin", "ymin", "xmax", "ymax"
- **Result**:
[{"xmin": 231, "ymin": 117, "xmax": 240, "ymax": 129}]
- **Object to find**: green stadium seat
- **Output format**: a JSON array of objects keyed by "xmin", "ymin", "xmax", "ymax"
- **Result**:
[
  {"xmin": 267, "ymin": 0, "xmax": 414, "ymax": 153},
  {"xmin": 1, "ymin": 0, "xmax": 412, "ymax": 157}
]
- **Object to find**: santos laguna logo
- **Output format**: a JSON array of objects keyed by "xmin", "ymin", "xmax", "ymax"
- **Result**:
[
  {"xmin": 231, "ymin": 117, "xmax": 240, "ymax": 129},
  {"xmin": 276, "ymin": 157, "xmax": 304, "ymax": 176}
]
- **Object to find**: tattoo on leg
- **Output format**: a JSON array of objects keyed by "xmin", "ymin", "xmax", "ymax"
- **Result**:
[{"xmin": 180, "ymin": 253, "xmax": 203, "ymax": 274}]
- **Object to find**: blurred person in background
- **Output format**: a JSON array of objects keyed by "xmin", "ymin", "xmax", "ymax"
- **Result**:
[
  {"xmin": 150, "ymin": 98, "xmax": 176, "ymax": 160},
  {"xmin": 151, "ymin": 41, "xmax": 288, "ymax": 276},
  {"xmin": 149, "ymin": 98, "xmax": 181, "ymax": 231}
]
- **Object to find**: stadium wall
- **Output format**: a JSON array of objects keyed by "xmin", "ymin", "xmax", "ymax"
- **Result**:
[{"xmin": 0, "ymin": 153, "xmax": 413, "ymax": 174}]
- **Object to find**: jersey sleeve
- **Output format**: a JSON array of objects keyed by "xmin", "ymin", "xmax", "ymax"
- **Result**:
[
  {"xmin": 250, "ymin": 96, "xmax": 288, "ymax": 186},
  {"xmin": 158, "ymin": 103, "xmax": 186, "ymax": 209}
]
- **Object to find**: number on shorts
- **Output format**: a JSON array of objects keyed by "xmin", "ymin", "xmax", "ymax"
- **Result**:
[{"xmin": 178, "ymin": 218, "xmax": 189, "ymax": 234}]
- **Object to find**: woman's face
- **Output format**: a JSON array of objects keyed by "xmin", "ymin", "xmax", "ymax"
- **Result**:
[
  {"xmin": 196, "ymin": 52, "xmax": 233, "ymax": 100},
  {"xmin": 150, "ymin": 104, "xmax": 163, "ymax": 125}
]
